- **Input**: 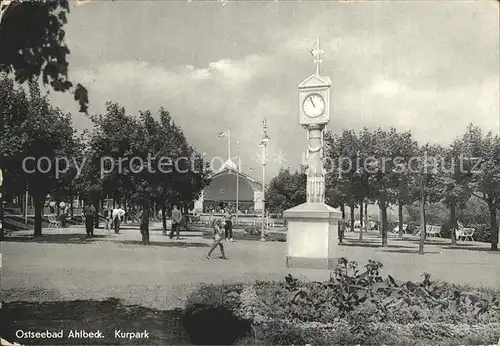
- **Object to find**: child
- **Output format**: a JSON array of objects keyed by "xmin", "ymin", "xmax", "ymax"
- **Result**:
[{"xmin": 206, "ymin": 217, "xmax": 227, "ymax": 260}]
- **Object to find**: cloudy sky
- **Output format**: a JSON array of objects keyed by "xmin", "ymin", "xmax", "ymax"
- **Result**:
[{"xmin": 49, "ymin": 0, "xmax": 500, "ymax": 180}]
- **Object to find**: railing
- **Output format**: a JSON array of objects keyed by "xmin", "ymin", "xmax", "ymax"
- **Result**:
[{"xmin": 194, "ymin": 213, "xmax": 285, "ymax": 228}]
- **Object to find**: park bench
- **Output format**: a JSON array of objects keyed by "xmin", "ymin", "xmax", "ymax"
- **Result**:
[
  {"xmin": 253, "ymin": 217, "xmax": 275, "ymax": 228},
  {"xmin": 457, "ymin": 227, "xmax": 475, "ymax": 241},
  {"xmin": 426, "ymin": 225, "xmax": 441, "ymax": 237},
  {"xmin": 47, "ymin": 214, "xmax": 62, "ymax": 228}
]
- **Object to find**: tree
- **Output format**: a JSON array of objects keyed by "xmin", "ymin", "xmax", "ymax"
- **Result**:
[
  {"xmin": 458, "ymin": 124, "xmax": 500, "ymax": 251},
  {"xmin": 267, "ymin": 167, "xmax": 306, "ymax": 214},
  {"xmin": 438, "ymin": 145, "xmax": 472, "ymax": 246},
  {"xmin": 1, "ymin": 77, "xmax": 80, "ymax": 236},
  {"xmin": 411, "ymin": 144, "xmax": 445, "ymax": 254},
  {"xmin": 390, "ymin": 131, "xmax": 419, "ymax": 238},
  {"xmin": 324, "ymin": 132, "xmax": 348, "ymax": 217},
  {"xmin": 0, "ymin": 0, "xmax": 88, "ymax": 112},
  {"xmin": 364, "ymin": 128, "xmax": 400, "ymax": 247}
]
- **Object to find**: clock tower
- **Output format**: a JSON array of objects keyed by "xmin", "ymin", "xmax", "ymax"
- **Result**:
[{"xmin": 283, "ymin": 38, "xmax": 342, "ymax": 273}]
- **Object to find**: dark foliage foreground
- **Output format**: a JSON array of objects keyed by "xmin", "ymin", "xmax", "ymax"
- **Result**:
[
  {"xmin": 0, "ymin": 298, "xmax": 188, "ymax": 345},
  {"xmin": 183, "ymin": 258, "xmax": 500, "ymax": 345}
]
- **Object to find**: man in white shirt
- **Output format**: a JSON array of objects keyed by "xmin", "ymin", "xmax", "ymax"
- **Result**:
[
  {"xmin": 112, "ymin": 206, "xmax": 125, "ymax": 234},
  {"xmin": 59, "ymin": 201, "xmax": 67, "ymax": 227}
]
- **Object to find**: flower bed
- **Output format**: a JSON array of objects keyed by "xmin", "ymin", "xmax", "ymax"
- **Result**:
[{"xmin": 183, "ymin": 258, "xmax": 500, "ymax": 345}]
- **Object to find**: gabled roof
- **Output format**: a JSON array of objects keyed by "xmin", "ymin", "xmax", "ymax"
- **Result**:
[
  {"xmin": 210, "ymin": 159, "xmax": 263, "ymax": 189},
  {"xmin": 298, "ymin": 74, "xmax": 331, "ymax": 89}
]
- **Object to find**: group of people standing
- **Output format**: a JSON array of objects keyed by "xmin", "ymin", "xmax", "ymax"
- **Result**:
[
  {"xmin": 49, "ymin": 200, "xmax": 70, "ymax": 227},
  {"xmin": 83, "ymin": 204, "xmax": 125, "ymax": 237}
]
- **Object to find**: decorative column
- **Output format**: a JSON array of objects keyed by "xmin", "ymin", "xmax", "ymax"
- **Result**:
[
  {"xmin": 283, "ymin": 38, "xmax": 342, "ymax": 272},
  {"xmin": 305, "ymin": 124, "xmax": 326, "ymax": 204}
]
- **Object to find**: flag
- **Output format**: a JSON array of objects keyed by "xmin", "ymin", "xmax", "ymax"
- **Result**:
[{"xmin": 217, "ymin": 131, "xmax": 228, "ymax": 138}]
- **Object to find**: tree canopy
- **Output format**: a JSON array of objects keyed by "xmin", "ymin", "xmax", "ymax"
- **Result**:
[{"xmin": 0, "ymin": 0, "xmax": 88, "ymax": 112}]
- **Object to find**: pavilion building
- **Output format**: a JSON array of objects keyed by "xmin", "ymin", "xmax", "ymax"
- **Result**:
[{"xmin": 194, "ymin": 159, "xmax": 263, "ymax": 214}]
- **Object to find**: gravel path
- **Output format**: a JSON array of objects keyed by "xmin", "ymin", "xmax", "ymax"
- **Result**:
[{"xmin": 2, "ymin": 225, "xmax": 499, "ymax": 310}]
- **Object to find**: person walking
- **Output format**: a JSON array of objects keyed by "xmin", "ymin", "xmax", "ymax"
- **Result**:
[
  {"xmin": 170, "ymin": 205, "xmax": 182, "ymax": 239},
  {"xmin": 84, "ymin": 203, "xmax": 96, "ymax": 237},
  {"xmin": 206, "ymin": 217, "xmax": 227, "ymax": 260},
  {"xmin": 338, "ymin": 216, "xmax": 346, "ymax": 244},
  {"xmin": 103, "ymin": 205, "xmax": 112, "ymax": 232},
  {"xmin": 224, "ymin": 209, "xmax": 233, "ymax": 242},
  {"xmin": 112, "ymin": 206, "xmax": 125, "ymax": 234}
]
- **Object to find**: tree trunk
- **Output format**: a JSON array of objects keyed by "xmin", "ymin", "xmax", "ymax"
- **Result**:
[
  {"xmin": 398, "ymin": 200, "xmax": 404, "ymax": 238},
  {"xmin": 488, "ymin": 202, "xmax": 498, "ymax": 251},
  {"xmin": 359, "ymin": 200, "xmax": 364, "ymax": 241},
  {"xmin": 19, "ymin": 193, "xmax": 24, "ymax": 215},
  {"xmin": 350, "ymin": 201, "xmax": 355, "ymax": 233},
  {"xmin": 450, "ymin": 199, "xmax": 457, "ymax": 246},
  {"xmin": 124, "ymin": 199, "xmax": 128, "ymax": 223},
  {"xmin": 162, "ymin": 202, "xmax": 167, "ymax": 236},
  {"xmin": 93, "ymin": 198, "xmax": 100, "ymax": 228},
  {"xmin": 418, "ymin": 187, "xmax": 425, "ymax": 255},
  {"xmin": 141, "ymin": 199, "xmax": 150, "ymax": 245},
  {"xmin": 33, "ymin": 196, "xmax": 44, "ymax": 236},
  {"xmin": 380, "ymin": 203, "xmax": 388, "ymax": 247},
  {"xmin": 70, "ymin": 195, "xmax": 74, "ymax": 218},
  {"xmin": 423, "ymin": 198, "xmax": 427, "ymax": 241},
  {"xmin": 56, "ymin": 201, "xmax": 60, "ymax": 216},
  {"xmin": 0, "ymin": 192, "xmax": 4, "ymax": 241},
  {"xmin": 340, "ymin": 204, "xmax": 345, "ymax": 219},
  {"xmin": 364, "ymin": 202, "xmax": 368, "ymax": 233}
]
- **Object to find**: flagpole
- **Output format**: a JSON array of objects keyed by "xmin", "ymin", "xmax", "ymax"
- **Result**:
[
  {"xmin": 227, "ymin": 130, "xmax": 231, "ymax": 161},
  {"xmin": 236, "ymin": 140, "xmax": 240, "ymax": 226}
]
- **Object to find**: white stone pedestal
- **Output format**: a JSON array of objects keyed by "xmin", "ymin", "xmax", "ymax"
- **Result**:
[{"xmin": 284, "ymin": 202, "xmax": 342, "ymax": 270}]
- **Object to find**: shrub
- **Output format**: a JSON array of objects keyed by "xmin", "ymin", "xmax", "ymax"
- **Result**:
[
  {"xmin": 185, "ymin": 261, "xmax": 500, "ymax": 345},
  {"xmin": 182, "ymin": 283, "xmax": 252, "ymax": 345},
  {"xmin": 241, "ymin": 226, "xmax": 286, "ymax": 242},
  {"xmin": 467, "ymin": 224, "xmax": 492, "ymax": 243},
  {"xmin": 243, "ymin": 225, "xmax": 261, "ymax": 236}
]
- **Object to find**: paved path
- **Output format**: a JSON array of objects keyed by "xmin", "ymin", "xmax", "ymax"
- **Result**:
[{"xmin": 1, "ymin": 225, "xmax": 499, "ymax": 310}]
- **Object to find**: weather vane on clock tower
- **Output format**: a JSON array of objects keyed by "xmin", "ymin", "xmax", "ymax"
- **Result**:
[{"xmin": 310, "ymin": 37, "xmax": 324, "ymax": 76}]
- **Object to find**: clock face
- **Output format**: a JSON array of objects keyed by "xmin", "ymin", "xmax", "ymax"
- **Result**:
[{"xmin": 302, "ymin": 93, "xmax": 325, "ymax": 118}]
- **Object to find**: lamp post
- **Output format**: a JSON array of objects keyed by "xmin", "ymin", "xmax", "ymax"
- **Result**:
[
  {"xmin": 236, "ymin": 140, "xmax": 240, "ymax": 227},
  {"xmin": 259, "ymin": 118, "xmax": 270, "ymax": 242}
]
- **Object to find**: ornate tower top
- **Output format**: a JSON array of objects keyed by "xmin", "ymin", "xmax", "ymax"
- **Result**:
[{"xmin": 310, "ymin": 37, "xmax": 324, "ymax": 76}]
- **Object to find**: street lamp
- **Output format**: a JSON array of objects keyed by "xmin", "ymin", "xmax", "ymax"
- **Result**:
[{"xmin": 259, "ymin": 118, "xmax": 270, "ymax": 242}]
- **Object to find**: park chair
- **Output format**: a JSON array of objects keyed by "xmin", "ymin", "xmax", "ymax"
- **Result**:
[
  {"xmin": 426, "ymin": 225, "xmax": 441, "ymax": 237},
  {"xmin": 457, "ymin": 227, "xmax": 475, "ymax": 241},
  {"xmin": 47, "ymin": 214, "xmax": 62, "ymax": 228}
]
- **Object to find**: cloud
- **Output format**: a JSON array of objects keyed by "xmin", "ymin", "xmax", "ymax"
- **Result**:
[
  {"xmin": 47, "ymin": 1, "xmax": 498, "ymax": 178},
  {"xmin": 368, "ymin": 79, "xmax": 408, "ymax": 98}
]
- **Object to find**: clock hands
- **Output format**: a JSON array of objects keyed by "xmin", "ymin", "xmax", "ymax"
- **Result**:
[{"xmin": 310, "ymin": 97, "xmax": 316, "ymax": 108}]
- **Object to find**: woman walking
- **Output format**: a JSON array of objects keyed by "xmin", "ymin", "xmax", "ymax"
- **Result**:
[{"xmin": 206, "ymin": 217, "xmax": 227, "ymax": 260}]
